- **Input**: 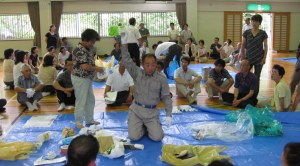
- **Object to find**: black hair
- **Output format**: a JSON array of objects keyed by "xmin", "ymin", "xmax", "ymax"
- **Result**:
[
  {"xmin": 152, "ymin": 44, "xmax": 158, "ymax": 50},
  {"xmin": 273, "ymin": 64, "xmax": 285, "ymax": 78},
  {"xmin": 199, "ymin": 39, "xmax": 204, "ymax": 45},
  {"xmin": 43, "ymin": 55, "xmax": 54, "ymax": 67},
  {"xmin": 62, "ymin": 37, "xmax": 67, "ymax": 41},
  {"xmin": 129, "ymin": 17, "xmax": 136, "ymax": 25},
  {"xmin": 283, "ymin": 142, "xmax": 300, "ymax": 166},
  {"xmin": 118, "ymin": 56, "xmax": 122, "ymax": 61},
  {"xmin": 142, "ymin": 54, "xmax": 156, "ymax": 63},
  {"xmin": 14, "ymin": 49, "xmax": 20, "ymax": 58},
  {"xmin": 60, "ymin": 46, "xmax": 65, "ymax": 53},
  {"xmin": 183, "ymin": 23, "xmax": 188, "ymax": 29},
  {"xmin": 65, "ymin": 55, "xmax": 73, "ymax": 64},
  {"xmin": 181, "ymin": 56, "xmax": 191, "ymax": 64},
  {"xmin": 31, "ymin": 46, "xmax": 38, "ymax": 54},
  {"xmin": 114, "ymin": 43, "xmax": 120, "ymax": 48},
  {"xmin": 251, "ymin": 14, "xmax": 263, "ymax": 24},
  {"xmin": 245, "ymin": 18, "xmax": 250, "ymax": 21},
  {"xmin": 157, "ymin": 41, "xmax": 163, "ymax": 45},
  {"xmin": 208, "ymin": 160, "xmax": 234, "ymax": 166},
  {"xmin": 4, "ymin": 48, "xmax": 14, "ymax": 59},
  {"xmin": 214, "ymin": 59, "xmax": 226, "ymax": 68},
  {"xmin": 15, "ymin": 51, "xmax": 26, "ymax": 65},
  {"xmin": 170, "ymin": 22, "xmax": 174, "ymax": 26},
  {"xmin": 81, "ymin": 29, "xmax": 100, "ymax": 42},
  {"xmin": 48, "ymin": 46, "xmax": 55, "ymax": 52},
  {"xmin": 24, "ymin": 50, "xmax": 29, "ymax": 55},
  {"xmin": 214, "ymin": 37, "xmax": 219, "ymax": 41},
  {"xmin": 157, "ymin": 61, "xmax": 164, "ymax": 69},
  {"xmin": 64, "ymin": 135, "xmax": 99, "ymax": 166},
  {"xmin": 49, "ymin": 24, "xmax": 55, "ymax": 31},
  {"xmin": 187, "ymin": 38, "xmax": 193, "ymax": 43},
  {"xmin": 227, "ymin": 39, "xmax": 232, "ymax": 44}
]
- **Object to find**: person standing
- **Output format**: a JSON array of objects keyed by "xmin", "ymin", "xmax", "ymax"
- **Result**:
[
  {"xmin": 126, "ymin": 18, "xmax": 142, "ymax": 67},
  {"xmin": 180, "ymin": 23, "xmax": 193, "ymax": 44},
  {"xmin": 139, "ymin": 22, "xmax": 150, "ymax": 45},
  {"xmin": 242, "ymin": 18, "xmax": 252, "ymax": 33},
  {"xmin": 71, "ymin": 29, "xmax": 104, "ymax": 129},
  {"xmin": 241, "ymin": 14, "xmax": 268, "ymax": 92},
  {"xmin": 45, "ymin": 24, "xmax": 59, "ymax": 49},
  {"xmin": 168, "ymin": 23, "xmax": 179, "ymax": 44}
]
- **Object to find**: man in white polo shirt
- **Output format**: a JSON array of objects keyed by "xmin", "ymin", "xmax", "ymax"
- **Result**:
[
  {"xmin": 104, "ymin": 57, "xmax": 134, "ymax": 106},
  {"xmin": 242, "ymin": 18, "xmax": 252, "ymax": 33},
  {"xmin": 126, "ymin": 17, "xmax": 142, "ymax": 67}
]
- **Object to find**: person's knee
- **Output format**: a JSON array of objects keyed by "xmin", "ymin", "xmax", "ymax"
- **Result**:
[
  {"xmin": 149, "ymin": 133, "xmax": 164, "ymax": 142},
  {"xmin": 128, "ymin": 132, "xmax": 142, "ymax": 141}
]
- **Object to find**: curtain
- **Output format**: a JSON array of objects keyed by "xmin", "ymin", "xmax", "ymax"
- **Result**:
[
  {"xmin": 176, "ymin": 3, "xmax": 186, "ymax": 31},
  {"xmin": 28, "ymin": 2, "xmax": 41, "ymax": 48},
  {"xmin": 51, "ymin": 1, "xmax": 63, "ymax": 48}
]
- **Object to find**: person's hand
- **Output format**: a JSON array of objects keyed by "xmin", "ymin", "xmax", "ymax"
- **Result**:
[
  {"xmin": 66, "ymin": 91, "xmax": 71, "ymax": 97},
  {"xmin": 219, "ymin": 88, "xmax": 227, "ymax": 94},
  {"xmin": 35, "ymin": 67, "xmax": 39, "ymax": 71},
  {"xmin": 26, "ymin": 89, "xmax": 35, "ymax": 98},
  {"xmin": 233, "ymin": 99, "xmax": 242, "ymax": 107},
  {"xmin": 166, "ymin": 116, "xmax": 172, "ymax": 128},
  {"xmin": 126, "ymin": 95, "xmax": 133, "ymax": 103},
  {"xmin": 261, "ymin": 57, "xmax": 266, "ymax": 65},
  {"xmin": 96, "ymin": 67, "xmax": 104, "ymax": 74}
]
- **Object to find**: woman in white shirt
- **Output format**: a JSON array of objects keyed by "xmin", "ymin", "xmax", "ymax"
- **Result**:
[
  {"xmin": 185, "ymin": 38, "xmax": 196, "ymax": 61},
  {"xmin": 139, "ymin": 41, "xmax": 149, "ymax": 58},
  {"xmin": 58, "ymin": 46, "xmax": 70, "ymax": 66},
  {"xmin": 3, "ymin": 48, "xmax": 15, "ymax": 89},
  {"xmin": 196, "ymin": 39, "xmax": 208, "ymax": 63},
  {"xmin": 13, "ymin": 51, "xmax": 26, "ymax": 84}
]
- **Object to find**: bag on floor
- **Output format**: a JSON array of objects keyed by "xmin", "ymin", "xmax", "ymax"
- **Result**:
[
  {"xmin": 161, "ymin": 144, "xmax": 232, "ymax": 166},
  {"xmin": 0, "ymin": 141, "xmax": 37, "ymax": 161}
]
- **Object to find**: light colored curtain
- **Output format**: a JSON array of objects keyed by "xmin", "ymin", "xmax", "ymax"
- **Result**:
[
  {"xmin": 176, "ymin": 3, "xmax": 186, "ymax": 31},
  {"xmin": 51, "ymin": 1, "xmax": 63, "ymax": 48},
  {"xmin": 28, "ymin": 2, "xmax": 41, "ymax": 48}
]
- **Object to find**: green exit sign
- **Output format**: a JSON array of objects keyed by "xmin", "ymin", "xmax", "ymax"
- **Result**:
[{"xmin": 247, "ymin": 4, "xmax": 271, "ymax": 11}]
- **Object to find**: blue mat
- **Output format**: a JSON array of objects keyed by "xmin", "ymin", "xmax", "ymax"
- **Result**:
[
  {"xmin": 2, "ymin": 106, "xmax": 300, "ymax": 166},
  {"xmin": 276, "ymin": 57, "xmax": 297, "ymax": 63}
]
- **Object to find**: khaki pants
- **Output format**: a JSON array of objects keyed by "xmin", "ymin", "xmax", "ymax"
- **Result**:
[
  {"xmin": 220, "ymin": 50, "xmax": 228, "ymax": 59},
  {"xmin": 176, "ymin": 82, "xmax": 201, "ymax": 103},
  {"xmin": 257, "ymin": 99, "xmax": 290, "ymax": 112},
  {"xmin": 206, "ymin": 79, "xmax": 229, "ymax": 98}
]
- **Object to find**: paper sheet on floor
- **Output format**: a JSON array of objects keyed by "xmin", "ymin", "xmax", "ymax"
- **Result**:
[{"xmin": 23, "ymin": 115, "xmax": 58, "ymax": 128}]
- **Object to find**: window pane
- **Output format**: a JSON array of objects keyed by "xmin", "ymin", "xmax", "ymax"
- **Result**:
[
  {"xmin": 79, "ymin": 13, "xmax": 98, "ymax": 34},
  {"xmin": 59, "ymin": 13, "xmax": 78, "ymax": 37}
]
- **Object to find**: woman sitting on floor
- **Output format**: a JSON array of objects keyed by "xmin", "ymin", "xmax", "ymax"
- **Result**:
[
  {"xmin": 185, "ymin": 38, "xmax": 196, "ymax": 61},
  {"xmin": 58, "ymin": 46, "xmax": 70, "ymax": 66},
  {"xmin": 29, "ymin": 46, "xmax": 41, "ymax": 74},
  {"xmin": 38, "ymin": 55, "xmax": 57, "ymax": 96},
  {"xmin": 3, "ymin": 48, "xmax": 15, "ymax": 90},
  {"xmin": 196, "ymin": 39, "xmax": 208, "ymax": 63},
  {"xmin": 44, "ymin": 46, "xmax": 62, "ymax": 70}
]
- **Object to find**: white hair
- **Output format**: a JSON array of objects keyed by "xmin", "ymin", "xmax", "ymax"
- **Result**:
[{"xmin": 21, "ymin": 64, "xmax": 31, "ymax": 71}]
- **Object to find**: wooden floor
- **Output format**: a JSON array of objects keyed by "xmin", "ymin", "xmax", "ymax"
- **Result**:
[{"xmin": 0, "ymin": 52, "xmax": 298, "ymax": 139}]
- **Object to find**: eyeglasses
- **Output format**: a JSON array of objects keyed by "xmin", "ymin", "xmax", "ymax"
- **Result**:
[{"xmin": 270, "ymin": 70, "xmax": 278, "ymax": 74}]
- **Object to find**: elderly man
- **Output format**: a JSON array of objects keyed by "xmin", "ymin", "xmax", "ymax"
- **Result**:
[
  {"xmin": 139, "ymin": 22, "xmax": 150, "ymax": 45},
  {"xmin": 222, "ymin": 60, "xmax": 258, "ymax": 108},
  {"xmin": 14, "ymin": 64, "xmax": 44, "ymax": 111},
  {"xmin": 174, "ymin": 56, "xmax": 202, "ymax": 103},
  {"xmin": 258, "ymin": 65, "xmax": 291, "ymax": 112}
]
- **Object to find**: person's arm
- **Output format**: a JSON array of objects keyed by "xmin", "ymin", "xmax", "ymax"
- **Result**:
[
  {"xmin": 168, "ymin": 30, "xmax": 172, "ymax": 41},
  {"xmin": 33, "ymin": 83, "xmax": 44, "ymax": 91},
  {"xmin": 53, "ymin": 80, "xmax": 72, "ymax": 92},
  {"xmin": 29, "ymin": 59, "xmax": 35, "ymax": 68},
  {"xmin": 180, "ymin": 32, "xmax": 185, "ymax": 43},
  {"xmin": 138, "ymin": 38, "xmax": 142, "ymax": 47},
  {"xmin": 191, "ymin": 74, "xmax": 202, "ymax": 85},
  {"xmin": 224, "ymin": 78, "xmax": 234, "ymax": 91},
  {"xmin": 81, "ymin": 64, "xmax": 103, "ymax": 73},
  {"xmin": 161, "ymin": 78, "xmax": 172, "ymax": 117},
  {"xmin": 184, "ymin": 44, "xmax": 188, "ymax": 54},
  {"xmin": 261, "ymin": 38, "xmax": 268, "ymax": 64},
  {"xmin": 14, "ymin": 86, "xmax": 27, "ymax": 93},
  {"xmin": 290, "ymin": 93, "xmax": 300, "ymax": 112},
  {"xmin": 207, "ymin": 78, "xmax": 223, "ymax": 92},
  {"xmin": 174, "ymin": 76, "xmax": 188, "ymax": 85},
  {"xmin": 121, "ymin": 45, "xmax": 140, "ymax": 79},
  {"xmin": 126, "ymin": 85, "xmax": 134, "ymax": 102},
  {"xmin": 279, "ymin": 97, "xmax": 285, "ymax": 112},
  {"xmin": 240, "ymin": 36, "xmax": 246, "ymax": 60},
  {"xmin": 192, "ymin": 45, "xmax": 196, "ymax": 56},
  {"xmin": 44, "ymin": 37, "xmax": 48, "ymax": 44},
  {"xmin": 103, "ymin": 85, "xmax": 111, "ymax": 98}
]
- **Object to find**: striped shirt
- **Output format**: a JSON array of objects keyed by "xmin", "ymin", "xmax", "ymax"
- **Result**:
[
  {"xmin": 16, "ymin": 74, "xmax": 43, "ymax": 89},
  {"xmin": 208, "ymin": 68, "xmax": 232, "ymax": 86}
]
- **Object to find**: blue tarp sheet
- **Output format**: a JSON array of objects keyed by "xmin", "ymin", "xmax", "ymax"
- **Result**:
[
  {"xmin": 3, "ymin": 106, "xmax": 299, "ymax": 166},
  {"xmin": 276, "ymin": 57, "xmax": 297, "ymax": 63}
]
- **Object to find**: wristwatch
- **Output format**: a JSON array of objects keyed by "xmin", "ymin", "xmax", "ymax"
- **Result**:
[{"xmin": 129, "ymin": 93, "xmax": 133, "ymax": 96}]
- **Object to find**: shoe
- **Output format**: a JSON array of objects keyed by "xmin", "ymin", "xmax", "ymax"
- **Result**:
[
  {"xmin": 57, "ymin": 103, "xmax": 66, "ymax": 111},
  {"xmin": 33, "ymin": 104, "xmax": 38, "ymax": 111},
  {"xmin": 223, "ymin": 102, "xmax": 232, "ymax": 106},
  {"xmin": 219, "ymin": 95, "xmax": 223, "ymax": 101},
  {"xmin": 26, "ymin": 102, "xmax": 35, "ymax": 111}
]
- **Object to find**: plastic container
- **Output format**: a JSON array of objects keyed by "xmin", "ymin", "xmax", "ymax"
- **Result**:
[{"xmin": 37, "ymin": 131, "xmax": 53, "ymax": 143}]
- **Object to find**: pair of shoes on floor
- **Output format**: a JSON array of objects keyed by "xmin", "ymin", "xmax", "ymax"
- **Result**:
[{"xmin": 42, "ymin": 92, "xmax": 51, "ymax": 96}]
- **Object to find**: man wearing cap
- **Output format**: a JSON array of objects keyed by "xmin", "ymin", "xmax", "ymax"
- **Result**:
[{"xmin": 139, "ymin": 22, "xmax": 150, "ymax": 45}]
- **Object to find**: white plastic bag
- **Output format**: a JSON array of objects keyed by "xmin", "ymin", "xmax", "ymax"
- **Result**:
[{"xmin": 102, "ymin": 142, "xmax": 125, "ymax": 159}]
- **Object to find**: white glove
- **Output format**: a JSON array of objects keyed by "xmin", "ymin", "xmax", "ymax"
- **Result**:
[
  {"xmin": 166, "ymin": 117, "xmax": 172, "ymax": 128},
  {"xmin": 26, "ymin": 89, "xmax": 35, "ymax": 98}
]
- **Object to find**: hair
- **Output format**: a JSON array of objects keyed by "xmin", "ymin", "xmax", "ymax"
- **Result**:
[
  {"xmin": 214, "ymin": 37, "xmax": 219, "ymax": 41},
  {"xmin": 21, "ymin": 64, "xmax": 31, "ymax": 71},
  {"xmin": 157, "ymin": 41, "xmax": 163, "ymax": 45},
  {"xmin": 251, "ymin": 14, "xmax": 263, "ymax": 24},
  {"xmin": 227, "ymin": 39, "xmax": 232, "ymax": 44},
  {"xmin": 64, "ymin": 135, "xmax": 99, "ymax": 166},
  {"xmin": 31, "ymin": 46, "xmax": 38, "ymax": 54},
  {"xmin": 152, "ymin": 44, "xmax": 158, "ymax": 49},
  {"xmin": 49, "ymin": 24, "xmax": 55, "ymax": 31},
  {"xmin": 81, "ymin": 29, "xmax": 100, "ymax": 42},
  {"xmin": 48, "ymin": 46, "xmax": 55, "ymax": 52},
  {"xmin": 237, "ymin": 42, "xmax": 242, "ymax": 45},
  {"xmin": 208, "ymin": 160, "xmax": 234, "ymax": 166},
  {"xmin": 62, "ymin": 37, "xmax": 67, "ymax": 41},
  {"xmin": 60, "ymin": 46, "xmax": 66, "ymax": 53},
  {"xmin": 15, "ymin": 51, "xmax": 26, "ymax": 65},
  {"xmin": 283, "ymin": 142, "xmax": 300, "ymax": 166},
  {"xmin": 114, "ymin": 43, "xmax": 120, "ymax": 48},
  {"xmin": 181, "ymin": 56, "xmax": 191, "ymax": 64},
  {"xmin": 245, "ymin": 18, "xmax": 250, "ymax": 21},
  {"xmin": 129, "ymin": 17, "xmax": 136, "ymax": 25},
  {"xmin": 273, "ymin": 64, "xmax": 285, "ymax": 78},
  {"xmin": 65, "ymin": 56, "xmax": 73, "ymax": 64},
  {"xmin": 142, "ymin": 54, "xmax": 156, "ymax": 63},
  {"xmin": 14, "ymin": 49, "xmax": 20, "ymax": 58},
  {"xmin": 4, "ymin": 48, "xmax": 14, "ymax": 59},
  {"xmin": 183, "ymin": 23, "xmax": 188, "ymax": 29},
  {"xmin": 199, "ymin": 39, "xmax": 205, "ymax": 45},
  {"xmin": 43, "ymin": 55, "xmax": 54, "ymax": 67},
  {"xmin": 170, "ymin": 22, "xmax": 174, "ymax": 26},
  {"xmin": 24, "ymin": 50, "xmax": 29, "ymax": 55},
  {"xmin": 187, "ymin": 38, "xmax": 193, "ymax": 43},
  {"xmin": 214, "ymin": 59, "xmax": 226, "ymax": 68},
  {"xmin": 157, "ymin": 61, "xmax": 164, "ymax": 69}
]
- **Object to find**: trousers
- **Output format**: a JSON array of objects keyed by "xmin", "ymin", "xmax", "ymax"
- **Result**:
[{"xmin": 222, "ymin": 92, "xmax": 258, "ymax": 109}]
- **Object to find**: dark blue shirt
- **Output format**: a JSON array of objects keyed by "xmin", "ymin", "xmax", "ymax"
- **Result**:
[{"xmin": 234, "ymin": 72, "xmax": 257, "ymax": 94}]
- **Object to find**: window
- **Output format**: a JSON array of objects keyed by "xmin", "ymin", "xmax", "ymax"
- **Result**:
[
  {"xmin": 0, "ymin": 14, "xmax": 34, "ymax": 40},
  {"xmin": 59, "ymin": 12, "xmax": 180, "ymax": 37}
]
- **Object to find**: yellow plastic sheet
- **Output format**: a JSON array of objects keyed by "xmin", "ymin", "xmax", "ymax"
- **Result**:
[
  {"xmin": 161, "ymin": 144, "xmax": 232, "ymax": 166},
  {"xmin": 0, "ymin": 141, "xmax": 37, "ymax": 161}
]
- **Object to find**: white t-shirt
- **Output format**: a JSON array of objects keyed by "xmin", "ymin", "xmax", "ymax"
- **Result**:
[
  {"xmin": 225, "ymin": 45, "xmax": 234, "ymax": 56},
  {"xmin": 106, "ymin": 69, "xmax": 134, "ymax": 92},
  {"xmin": 271, "ymin": 79, "xmax": 291, "ymax": 111},
  {"xmin": 126, "ymin": 25, "xmax": 142, "ymax": 44},
  {"xmin": 13, "ymin": 62, "xmax": 24, "ymax": 85},
  {"xmin": 168, "ymin": 28, "xmax": 179, "ymax": 40},
  {"xmin": 139, "ymin": 46, "xmax": 150, "ymax": 57},
  {"xmin": 58, "ymin": 51, "xmax": 70, "ymax": 64},
  {"xmin": 242, "ymin": 24, "xmax": 252, "ymax": 33},
  {"xmin": 155, "ymin": 42, "xmax": 176, "ymax": 58}
]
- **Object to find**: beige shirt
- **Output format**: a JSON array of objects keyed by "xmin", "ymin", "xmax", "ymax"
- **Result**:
[
  {"xmin": 3, "ymin": 59, "xmax": 14, "ymax": 82},
  {"xmin": 185, "ymin": 44, "xmax": 197, "ymax": 56},
  {"xmin": 271, "ymin": 79, "xmax": 291, "ymax": 111},
  {"xmin": 38, "ymin": 66, "xmax": 57, "ymax": 85}
]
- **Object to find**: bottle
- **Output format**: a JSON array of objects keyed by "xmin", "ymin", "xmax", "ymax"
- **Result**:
[{"xmin": 37, "ymin": 131, "xmax": 53, "ymax": 142}]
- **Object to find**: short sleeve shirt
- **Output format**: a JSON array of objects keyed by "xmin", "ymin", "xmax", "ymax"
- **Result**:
[
  {"xmin": 58, "ymin": 51, "xmax": 70, "ymax": 65},
  {"xmin": 208, "ymin": 68, "xmax": 232, "ymax": 86},
  {"xmin": 272, "ymin": 79, "xmax": 291, "ymax": 111},
  {"xmin": 210, "ymin": 43, "xmax": 222, "ymax": 54},
  {"xmin": 234, "ymin": 72, "xmax": 257, "ymax": 94},
  {"xmin": 243, "ymin": 29, "xmax": 268, "ymax": 65},
  {"xmin": 61, "ymin": 43, "xmax": 72, "ymax": 52},
  {"xmin": 71, "ymin": 43, "xmax": 96, "ymax": 79},
  {"xmin": 181, "ymin": 29, "xmax": 192, "ymax": 41},
  {"xmin": 29, "ymin": 54, "xmax": 38, "ymax": 67},
  {"xmin": 110, "ymin": 49, "xmax": 121, "ymax": 60},
  {"xmin": 175, "ymin": 67, "xmax": 198, "ymax": 82},
  {"xmin": 38, "ymin": 66, "xmax": 57, "ymax": 85},
  {"xmin": 45, "ymin": 32, "xmax": 58, "ymax": 48},
  {"xmin": 16, "ymin": 74, "xmax": 43, "ymax": 89},
  {"xmin": 139, "ymin": 28, "xmax": 150, "ymax": 42},
  {"xmin": 106, "ymin": 69, "xmax": 134, "ymax": 92},
  {"xmin": 56, "ymin": 71, "xmax": 73, "ymax": 88},
  {"xmin": 168, "ymin": 28, "xmax": 179, "ymax": 40},
  {"xmin": 127, "ymin": 26, "xmax": 142, "ymax": 44}
]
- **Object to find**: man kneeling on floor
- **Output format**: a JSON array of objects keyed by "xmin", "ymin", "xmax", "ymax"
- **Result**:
[
  {"xmin": 104, "ymin": 57, "xmax": 134, "ymax": 106},
  {"xmin": 14, "ymin": 64, "xmax": 44, "ymax": 111},
  {"xmin": 53, "ymin": 57, "xmax": 76, "ymax": 111},
  {"xmin": 206, "ymin": 59, "xmax": 234, "ymax": 100},
  {"xmin": 174, "ymin": 56, "xmax": 202, "ymax": 103},
  {"xmin": 257, "ymin": 65, "xmax": 291, "ymax": 112},
  {"xmin": 222, "ymin": 59, "xmax": 258, "ymax": 108}
]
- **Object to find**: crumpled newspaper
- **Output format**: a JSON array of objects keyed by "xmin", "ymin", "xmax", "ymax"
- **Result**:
[{"xmin": 62, "ymin": 127, "xmax": 76, "ymax": 138}]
